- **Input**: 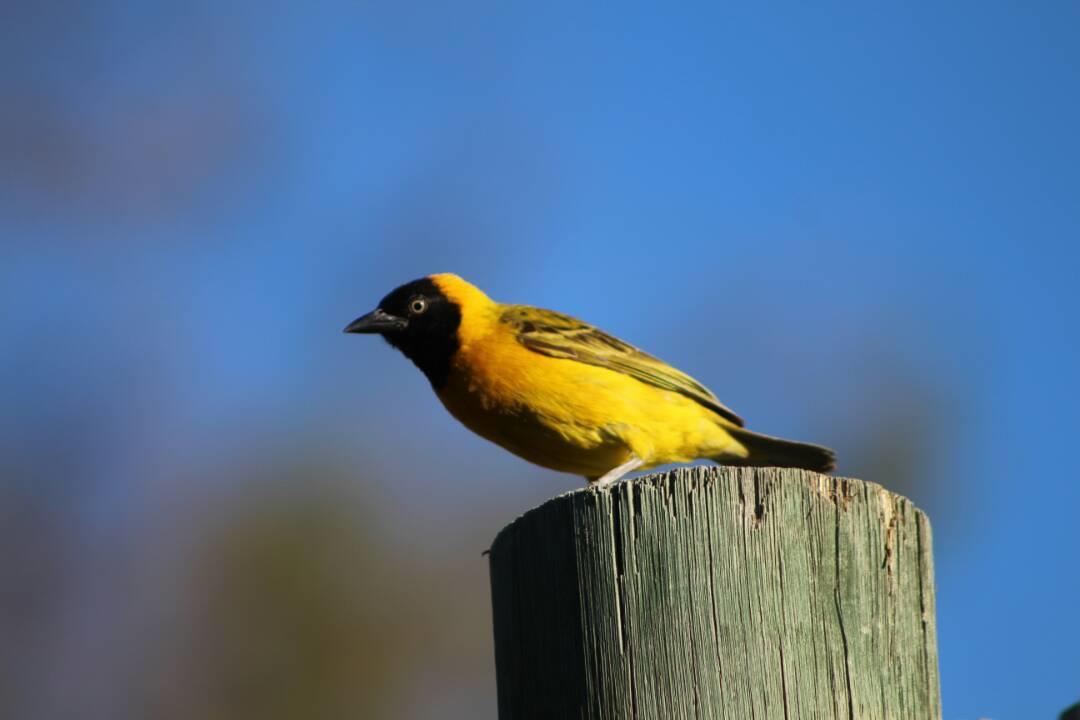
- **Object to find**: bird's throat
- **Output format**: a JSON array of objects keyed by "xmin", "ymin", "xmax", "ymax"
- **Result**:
[{"xmin": 398, "ymin": 334, "xmax": 458, "ymax": 389}]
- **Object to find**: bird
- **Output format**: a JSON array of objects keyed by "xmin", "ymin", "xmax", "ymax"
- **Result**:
[{"xmin": 344, "ymin": 274, "xmax": 835, "ymax": 486}]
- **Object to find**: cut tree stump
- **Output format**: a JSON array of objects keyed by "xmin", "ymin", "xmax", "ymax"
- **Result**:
[{"xmin": 488, "ymin": 466, "xmax": 940, "ymax": 719}]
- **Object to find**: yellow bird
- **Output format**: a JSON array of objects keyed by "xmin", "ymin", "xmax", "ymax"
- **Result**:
[{"xmin": 345, "ymin": 274, "xmax": 835, "ymax": 486}]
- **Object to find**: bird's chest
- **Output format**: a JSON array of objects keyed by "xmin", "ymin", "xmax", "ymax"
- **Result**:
[
  {"xmin": 435, "ymin": 343, "xmax": 542, "ymax": 439},
  {"xmin": 433, "ymin": 343, "xmax": 626, "ymax": 474}
]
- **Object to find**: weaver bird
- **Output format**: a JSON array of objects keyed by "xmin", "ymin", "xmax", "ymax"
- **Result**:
[{"xmin": 345, "ymin": 274, "xmax": 835, "ymax": 486}]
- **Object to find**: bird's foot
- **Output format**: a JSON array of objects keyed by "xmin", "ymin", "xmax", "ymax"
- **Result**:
[{"xmin": 590, "ymin": 455, "xmax": 644, "ymax": 488}]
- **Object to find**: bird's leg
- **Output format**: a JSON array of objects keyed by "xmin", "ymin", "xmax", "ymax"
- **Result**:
[{"xmin": 591, "ymin": 455, "xmax": 644, "ymax": 488}]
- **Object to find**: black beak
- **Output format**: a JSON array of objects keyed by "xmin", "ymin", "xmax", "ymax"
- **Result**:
[{"xmin": 343, "ymin": 309, "xmax": 407, "ymax": 334}]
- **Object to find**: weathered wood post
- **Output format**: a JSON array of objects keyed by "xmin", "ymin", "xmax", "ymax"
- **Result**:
[{"xmin": 488, "ymin": 466, "xmax": 940, "ymax": 719}]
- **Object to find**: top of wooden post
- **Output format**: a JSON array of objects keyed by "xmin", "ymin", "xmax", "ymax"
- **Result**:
[{"xmin": 492, "ymin": 465, "xmax": 925, "ymax": 557}]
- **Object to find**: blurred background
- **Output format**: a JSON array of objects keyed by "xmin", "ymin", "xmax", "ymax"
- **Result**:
[{"xmin": 1, "ymin": 2, "xmax": 1077, "ymax": 718}]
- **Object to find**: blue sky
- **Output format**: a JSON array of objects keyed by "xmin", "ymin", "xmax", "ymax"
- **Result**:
[{"xmin": 2, "ymin": 2, "xmax": 1079, "ymax": 718}]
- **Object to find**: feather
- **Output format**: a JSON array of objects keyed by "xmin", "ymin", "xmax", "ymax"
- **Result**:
[{"xmin": 500, "ymin": 305, "xmax": 745, "ymax": 427}]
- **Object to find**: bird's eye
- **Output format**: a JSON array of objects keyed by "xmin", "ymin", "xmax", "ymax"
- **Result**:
[{"xmin": 409, "ymin": 297, "xmax": 428, "ymax": 315}]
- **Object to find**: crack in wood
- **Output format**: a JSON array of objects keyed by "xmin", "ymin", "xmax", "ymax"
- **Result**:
[{"xmin": 834, "ymin": 506, "xmax": 856, "ymax": 720}]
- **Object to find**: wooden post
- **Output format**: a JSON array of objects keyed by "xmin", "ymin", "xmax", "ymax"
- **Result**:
[{"xmin": 488, "ymin": 466, "xmax": 940, "ymax": 719}]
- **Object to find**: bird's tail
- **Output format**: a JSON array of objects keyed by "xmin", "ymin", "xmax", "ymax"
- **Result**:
[{"xmin": 721, "ymin": 426, "xmax": 837, "ymax": 473}]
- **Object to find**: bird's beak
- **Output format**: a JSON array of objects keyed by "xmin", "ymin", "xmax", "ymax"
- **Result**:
[{"xmin": 343, "ymin": 309, "xmax": 407, "ymax": 334}]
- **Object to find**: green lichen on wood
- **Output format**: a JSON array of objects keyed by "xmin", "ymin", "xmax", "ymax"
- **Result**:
[{"xmin": 488, "ymin": 466, "xmax": 941, "ymax": 720}]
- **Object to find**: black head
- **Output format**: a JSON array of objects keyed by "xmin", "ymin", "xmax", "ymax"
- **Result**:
[{"xmin": 344, "ymin": 277, "xmax": 462, "ymax": 388}]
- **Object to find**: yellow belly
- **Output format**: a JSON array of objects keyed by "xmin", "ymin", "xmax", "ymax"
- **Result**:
[{"xmin": 435, "ymin": 338, "xmax": 744, "ymax": 477}]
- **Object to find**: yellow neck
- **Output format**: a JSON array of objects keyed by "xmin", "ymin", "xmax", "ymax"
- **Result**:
[{"xmin": 430, "ymin": 273, "xmax": 500, "ymax": 351}]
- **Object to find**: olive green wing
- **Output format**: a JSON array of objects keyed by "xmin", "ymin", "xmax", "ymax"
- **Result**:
[{"xmin": 500, "ymin": 305, "xmax": 744, "ymax": 426}]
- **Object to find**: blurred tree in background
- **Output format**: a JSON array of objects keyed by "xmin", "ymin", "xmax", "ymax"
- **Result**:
[{"xmin": 139, "ymin": 467, "xmax": 412, "ymax": 719}]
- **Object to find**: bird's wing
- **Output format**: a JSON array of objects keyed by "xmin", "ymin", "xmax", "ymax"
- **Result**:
[{"xmin": 500, "ymin": 305, "xmax": 744, "ymax": 426}]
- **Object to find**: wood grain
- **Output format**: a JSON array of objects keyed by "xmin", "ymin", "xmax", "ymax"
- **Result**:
[{"xmin": 488, "ymin": 466, "xmax": 940, "ymax": 719}]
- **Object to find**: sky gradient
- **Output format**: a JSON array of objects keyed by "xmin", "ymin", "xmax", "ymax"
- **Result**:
[{"xmin": 2, "ymin": 2, "xmax": 1079, "ymax": 718}]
